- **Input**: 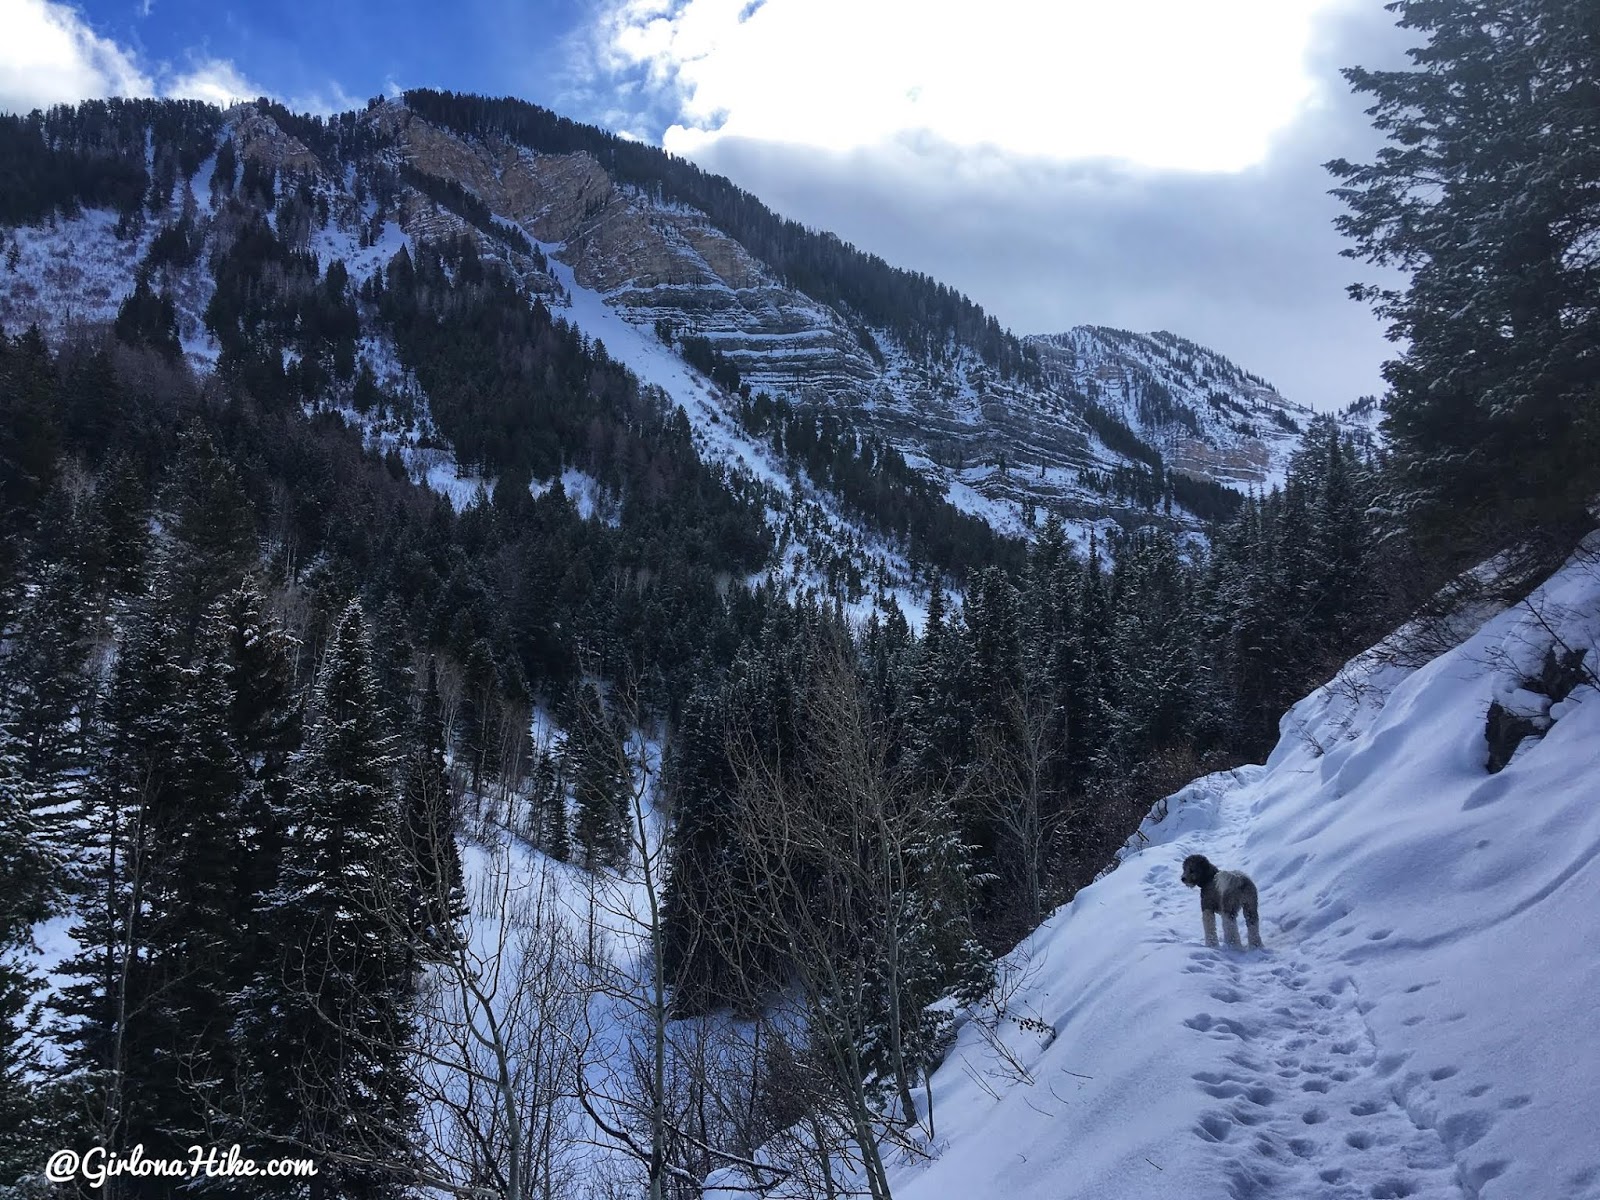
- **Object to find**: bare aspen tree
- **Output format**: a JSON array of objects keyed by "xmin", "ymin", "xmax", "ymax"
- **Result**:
[
  {"xmin": 411, "ymin": 844, "xmax": 586, "ymax": 1200},
  {"xmin": 566, "ymin": 680, "xmax": 786, "ymax": 1200},
  {"xmin": 971, "ymin": 691, "xmax": 1069, "ymax": 935},
  {"xmin": 493, "ymin": 699, "xmax": 530, "ymax": 816},
  {"xmin": 716, "ymin": 648, "xmax": 963, "ymax": 1200}
]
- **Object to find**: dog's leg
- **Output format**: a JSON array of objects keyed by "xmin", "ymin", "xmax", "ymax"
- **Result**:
[
  {"xmin": 1203, "ymin": 909, "xmax": 1219, "ymax": 948},
  {"xmin": 1222, "ymin": 909, "xmax": 1243, "ymax": 949},
  {"xmin": 1245, "ymin": 896, "xmax": 1264, "ymax": 949}
]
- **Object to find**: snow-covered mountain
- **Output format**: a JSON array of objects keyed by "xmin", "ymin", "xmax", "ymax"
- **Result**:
[
  {"xmin": 699, "ymin": 536, "xmax": 1599, "ymax": 1199},
  {"xmin": 1030, "ymin": 326, "xmax": 1318, "ymax": 491},
  {"xmin": 0, "ymin": 96, "xmax": 1364, "ymax": 557}
]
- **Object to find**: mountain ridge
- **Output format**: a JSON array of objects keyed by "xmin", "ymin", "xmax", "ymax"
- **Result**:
[{"xmin": 0, "ymin": 93, "xmax": 1368, "ymax": 568}]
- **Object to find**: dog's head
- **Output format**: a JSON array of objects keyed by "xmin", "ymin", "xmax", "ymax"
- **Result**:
[{"xmin": 1180, "ymin": 854, "xmax": 1217, "ymax": 889}]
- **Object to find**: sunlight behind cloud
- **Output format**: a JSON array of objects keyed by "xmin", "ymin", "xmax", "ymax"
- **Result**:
[
  {"xmin": 1, "ymin": 0, "xmax": 153, "ymax": 112},
  {"xmin": 164, "ymin": 57, "xmax": 261, "ymax": 108},
  {"xmin": 596, "ymin": 0, "xmax": 1344, "ymax": 172}
]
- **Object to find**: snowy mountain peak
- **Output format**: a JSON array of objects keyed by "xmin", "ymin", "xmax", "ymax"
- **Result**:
[
  {"xmin": 1029, "ymin": 325, "xmax": 1320, "ymax": 490},
  {"xmin": 0, "ymin": 94, "xmax": 1369, "ymax": 566}
]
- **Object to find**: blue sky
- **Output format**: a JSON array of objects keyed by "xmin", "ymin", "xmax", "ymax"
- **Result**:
[
  {"xmin": 55, "ymin": 0, "xmax": 612, "ymax": 120},
  {"xmin": 2, "ymin": 0, "xmax": 1412, "ymax": 411}
]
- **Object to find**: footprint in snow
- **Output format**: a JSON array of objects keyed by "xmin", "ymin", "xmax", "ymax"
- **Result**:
[{"xmin": 1179, "ymin": 936, "xmax": 1465, "ymax": 1199}]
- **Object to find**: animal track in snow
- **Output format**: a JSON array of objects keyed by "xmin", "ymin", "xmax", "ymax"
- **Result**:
[{"xmin": 1175, "ymin": 849, "xmax": 1463, "ymax": 1199}]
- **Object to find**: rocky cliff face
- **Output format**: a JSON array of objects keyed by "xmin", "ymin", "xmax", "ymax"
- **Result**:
[
  {"xmin": 1029, "ymin": 327, "xmax": 1316, "ymax": 489},
  {"xmin": 372, "ymin": 100, "xmax": 1328, "ymax": 523},
  {"xmin": 0, "ymin": 97, "xmax": 1358, "ymax": 541},
  {"xmin": 394, "ymin": 107, "xmax": 878, "ymax": 391}
]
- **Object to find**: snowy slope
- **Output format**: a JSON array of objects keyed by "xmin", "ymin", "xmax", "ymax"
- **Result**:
[
  {"xmin": 831, "ymin": 537, "xmax": 1600, "ymax": 1200},
  {"xmin": 539, "ymin": 239, "xmax": 938, "ymax": 626},
  {"xmin": 0, "ymin": 100, "xmax": 1340, "ymax": 548},
  {"xmin": 1030, "ymin": 326, "xmax": 1316, "ymax": 492}
]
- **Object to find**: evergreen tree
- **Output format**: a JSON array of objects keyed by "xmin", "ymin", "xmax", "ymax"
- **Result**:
[
  {"xmin": 3, "ymin": 553, "xmax": 94, "ymax": 812},
  {"xmin": 219, "ymin": 580, "xmax": 302, "ymax": 993},
  {"xmin": 1327, "ymin": 0, "xmax": 1600, "ymax": 550},
  {"xmin": 1307, "ymin": 421, "xmax": 1372, "ymax": 652},
  {"xmin": 241, "ymin": 602, "xmax": 415, "ymax": 1197},
  {"xmin": 0, "ymin": 725, "xmax": 53, "ymax": 1188},
  {"xmin": 51, "ymin": 598, "xmax": 184, "ymax": 1160},
  {"xmin": 530, "ymin": 744, "xmax": 570, "ymax": 861},
  {"xmin": 1039, "ymin": 539, "xmax": 1088, "ymax": 790},
  {"xmin": 458, "ymin": 637, "xmax": 502, "ymax": 797},
  {"xmin": 1073, "ymin": 534, "xmax": 1115, "ymax": 777},
  {"xmin": 95, "ymin": 453, "xmax": 150, "ymax": 596},
  {"xmin": 1105, "ymin": 533, "xmax": 1197, "ymax": 761},
  {"xmin": 660, "ymin": 684, "xmax": 741, "ymax": 1009},
  {"xmin": 112, "ymin": 276, "xmax": 181, "ymax": 363},
  {"xmin": 900, "ymin": 572, "xmax": 970, "ymax": 788},
  {"xmin": 400, "ymin": 663, "xmax": 464, "ymax": 960},
  {"xmin": 568, "ymin": 681, "xmax": 629, "ymax": 870},
  {"xmin": 132, "ymin": 607, "xmax": 247, "ymax": 1156},
  {"xmin": 165, "ymin": 425, "xmax": 258, "ymax": 654},
  {"xmin": 0, "ymin": 327, "xmax": 61, "ymax": 595}
]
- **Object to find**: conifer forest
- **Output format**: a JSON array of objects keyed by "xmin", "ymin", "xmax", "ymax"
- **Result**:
[{"xmin": 0, "ymin": 1, "xmax": 1596, "ymax": 1196}]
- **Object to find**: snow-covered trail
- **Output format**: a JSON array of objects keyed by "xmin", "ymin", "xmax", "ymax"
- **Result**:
[
  {"xmin": 883, "ymin": 537, "xmax": 1600, "ymax": 1200},
  {"xmin": 1142, "ymin": 782, "xmax": 1461, "ymax": 1200}
]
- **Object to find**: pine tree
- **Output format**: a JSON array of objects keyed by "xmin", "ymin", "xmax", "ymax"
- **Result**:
[
  {"xmin": 3, "ymin": 553, "xmax": 94, "ymax": 820},
  {"xmin": 0, "ymin": 724, "xmax": 53, "ymax": 1186},
  {"xmin": 241, "ymin": 602, "xmax": 416, "ymax": 1197},
  {"xmin": 1327, "ymin": 0, "xmax": 1600, "ymax": 550},
  {"xmin": 1040, "ymin": 544, "xmax": 1087, "ymax": 790},
  {"xmin": 1073, "ymin": 533, "xmax": 1116, "ymax": 777},
  {"xmin": 0, "ymin": 327, "xmax": 61, "ymax": 594},
  {"xmin": 459, "ymin": 637, "xmax": 502, "ymax": 797},
  {"xmin": 954, "ymin": 567, "xmax": 1026, "ymax": 920},
  {"xmin": 568, "ymin": 681, "xmax": 628, "ymax": 870},
  {"xmin": 901, "ymin": 572, "xmax": 970, "ymax": 788},
  {"xmin": 51, "ymin": 597, "xmax": 184, "ymax": 1159},
  {"xmin": 660, "ymin": 684, "xmax": 739, "ymax": 1009},
  {"xmin": 165, "ymin": 425, "xmax": 258, "ymax": 653},
  {"xmin": 400, "ymin": 663, "xmax": 463, "ymax": 961},
  {"xmin": 112, "ymin": 276, "xmax": 182, "ymax": 363},
  {"xmin": 95, "ymin": 453, "xmax": 150, "ymax": 597},
  {"xmin": 530, "ymin": 744, "xmax": 570, "ymax": 861},
  {"xmin": 132, "ymin": 607, "xmax": 246, "ymax": 1155},
  {"xmin": 219, "ymin": 580, "xmax": 302, "ymax": 1002},
  {"xmin": 1106, "ymin": 533, "xmax": 1197, "ymax": 761},
  {"xmin": 1307, "ymin": 421, "xmax": 1371, "ymax": 653}
]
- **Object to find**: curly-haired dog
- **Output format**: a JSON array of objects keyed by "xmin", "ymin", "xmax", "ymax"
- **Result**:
[{"xmin": 1181, "ymin": 854, "xmax": 1263, "ymax": 949}]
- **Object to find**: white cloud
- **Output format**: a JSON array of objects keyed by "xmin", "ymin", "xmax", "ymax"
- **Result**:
[
  {"xmin": 579, "ymin": 0, "xmax": 1411, "ymax": 410},
  {"xmin": 164, "ymin": 56, "xmax": 261, "ymax": 107},
  {"xmin": 593, "ymin": 0, "xmax": 1352, "ymax": 173},
  {"xmin": 0, "ymin": 0, "xmax": 319, "ymax": 115},
  {"xmin": 0, "ymin": 0, "xmax": 153, "ymax": 112},
  {"xmin": 279, "ymin": 80, "xmax": 365, "ymax": 118}
]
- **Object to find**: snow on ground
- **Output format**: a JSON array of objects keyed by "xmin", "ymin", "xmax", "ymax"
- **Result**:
[
  {"xmin": 308, "ymin": 213, "xmax": 408, "ymax": 285},
  {"xmin": 0, "ymin": 210, "xmax": 154, "ymax": 340},
  {"xmin": 540, "ymin": 242, "xmax": 793, "ymax": 496},
  {"xmin": 321, "ymin": 397, "xmax": 495, "ymax": 513},
  {"xmin": 791, "ymin": 536, "xmax": 1600, "ymax": 1200},
  {"xmin": 416, "ymin": 454, "xmax": 492, "ymax": 511},
  {"xmin": 531, "ymin": 467, "xmax": 621, "ymax": 527},
  {"xmin": 538, "ymin": 238, "xmax": 937, "ymax": 628},
  {"xmin": 439, "ymin": 726, "xmax": 683, "ymax": 1192},
  {"xmin": 946, "ymin": 470, "xmax": 1032, "ymax": 540}
]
